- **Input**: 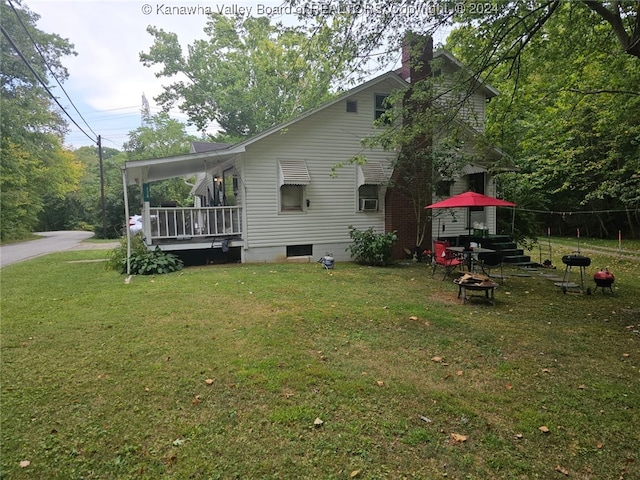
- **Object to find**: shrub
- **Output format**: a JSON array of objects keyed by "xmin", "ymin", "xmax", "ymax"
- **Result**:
[
  {"xmin": 106, "ymin": 234, "xmax": 183, "ymax": 275},
  {"xmin": 346, "ymin": 226, "xmax": 397, "ymax": 266}
]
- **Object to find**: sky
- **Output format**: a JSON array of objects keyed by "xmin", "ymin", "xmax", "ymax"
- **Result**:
[{"xmin": 27, "ymin": 0, "xmax": 450, "ymax": 151}]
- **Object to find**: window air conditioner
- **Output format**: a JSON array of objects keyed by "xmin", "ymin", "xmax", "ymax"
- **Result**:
[{"xmin": 360, "ymin": 198, "xmax": 378, "ymax": 211}]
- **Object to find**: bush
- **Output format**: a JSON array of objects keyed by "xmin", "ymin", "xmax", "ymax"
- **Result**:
[
  {"xmin": 106, "ymin": 234, "xmax": 183, "ymax": 275},
  {"xmin": 346, "ymin": 226, "xmax": 397, "ymax": 266}
]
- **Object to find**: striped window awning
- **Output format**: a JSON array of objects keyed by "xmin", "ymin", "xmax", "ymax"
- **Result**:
[
  {"xmin": 357, "ymin": 161, "xmax": 387, "ymax": 187},
  {"xmin": 279, "ymin": 160, "xmax": 310, "ymax": 186},
  {"xmin": 460, "ymin": 164, "xmax": 487, "ymax": 175}
]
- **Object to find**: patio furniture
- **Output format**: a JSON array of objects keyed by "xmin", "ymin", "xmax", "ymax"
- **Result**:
[
  {"xmin": 432, "ymin": 240, "xmax": 464, "ymax": 280},
  {"xmin": 447, "ymin": 245, "xmax": 496, "ymax": 273},
  {"xmin": 478, "ymin": 251, "xmax": 506, "ymax": 282}
]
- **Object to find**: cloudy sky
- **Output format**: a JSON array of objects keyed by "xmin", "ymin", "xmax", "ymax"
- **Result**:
[
  {"xmin": 29, "ymin": 0, "xmax": 284, "ymax": 149},
  {"xmin": 27, "ymin": 0, "xmax": 448, "ymax": 151}
]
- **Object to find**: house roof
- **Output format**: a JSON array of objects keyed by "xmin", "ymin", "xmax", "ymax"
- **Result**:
[
  {"xmin": 122, "ymin": 71, "xmax": 408, "ymax": 185},
  {"xmin": 122, "ymin": 51, "xmax": 502, "ymax": 185},
  {"xmin": 190, "ymin": 141, "xmax": 231, "ymax": 153},
  {"xmin": 433, "ymin": 49, "xmax": 499, "ymax": 99}
]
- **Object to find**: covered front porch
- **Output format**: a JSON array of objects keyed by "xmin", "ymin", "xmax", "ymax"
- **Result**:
[{"xmin": 121, "ymin": 144, "xmax": 246, "ymax": 254}]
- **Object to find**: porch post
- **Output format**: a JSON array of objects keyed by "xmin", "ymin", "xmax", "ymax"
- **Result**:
[
  {"xmin": 121, "ymin": 167, "xmax": 131, "ymax": 275},
  {"xmin": 142, "ymin": 183, "xmax": 152, "ymax": 246}
]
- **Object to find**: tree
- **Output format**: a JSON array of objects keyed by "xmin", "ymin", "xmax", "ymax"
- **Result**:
[
  {"xmin": 123, "ymin": 112, "xmax": 196, "ymax": 160},
  {"xmin": 291, "ymin": 0, "xmax": 640, "ymax": 239},
  {"xmin": 0, "ymin": 0, "xmax": 79, "ymax": 240},
  {"xmin": 122, "ymin": 113, "xmax": 198, "ymax": 228},
  {"xmin": 140, "ymin": 14, "xmax": 356, "ymax": 139},
  {"xmin": 446, "ymin": 2, "xmax": 640, "ymax": 238}
]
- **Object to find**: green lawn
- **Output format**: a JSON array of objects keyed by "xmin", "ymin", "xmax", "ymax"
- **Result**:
[{"xmin": 1, "ymin": 243, "xmax": 639, "ymax": 479}]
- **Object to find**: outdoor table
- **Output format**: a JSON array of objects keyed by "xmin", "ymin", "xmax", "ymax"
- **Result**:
[
  {"xmin": 447, "ymin": 246, "xmax": 495, "ymax": 272},
  {"xmin": 454, "ymin": 276, "xmax": 499, "ymax": 305}
]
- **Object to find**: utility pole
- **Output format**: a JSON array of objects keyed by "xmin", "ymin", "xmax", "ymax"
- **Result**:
[{"xmin": 98, "ymin": 135, "xmax": 106, "ymax": 238}]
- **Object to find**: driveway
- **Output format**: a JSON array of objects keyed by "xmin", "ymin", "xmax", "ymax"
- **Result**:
[{"xmin": 0, "ymin": 231, "xmax": 119, "ymax": 268}]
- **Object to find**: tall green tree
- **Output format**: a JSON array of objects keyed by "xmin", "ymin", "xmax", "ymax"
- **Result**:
[
  {"xmin": 446, "ymin": 2, "xmax": 640, "ymax": 238},
  {"xmin": 0, "ymin": 0, "xmax": 80, "ymax": 240},
  {"xmin": 140, "ymin": 14, "xmax": 356, "ymax": 139},
  {"xmin": 291, "ymin": 0, "xmax": 640, "ymax": 238}
]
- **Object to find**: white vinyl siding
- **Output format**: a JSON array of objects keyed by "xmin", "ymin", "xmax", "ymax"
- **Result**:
[
  {"xmin": 241, "ymin": 78, "xmax": 400, "ymax": 255},
  {"xmin": 434, "ymin": 64, "xmax": 487, "ymax": 132},
  {"xmin": 431, "ymin": 176, "xmax": 498, "ymax": 239}
]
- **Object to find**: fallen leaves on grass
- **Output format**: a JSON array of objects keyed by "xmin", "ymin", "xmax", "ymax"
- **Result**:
[
  {"xmin": 555, "ymin": 465, "xmax": 569, "ymax": 476},
  {"xmin": 313, "ymin": 417, "xmax": 324, "ymax": 428},
  {"xmin": 431, "ymin": 356, "xmax": 443, "ymax": 363},
  {"xmin": 539, "ymin": 426, "xmax": 550, "ymax": 434},
  {"xmin": 192, "ymin": 395, "xmax": 201, "ymax": 405},
  {"xmin": 376, "ymin": 380, "xmax": 385, "ymax": 387},
  {"xmin": 350, "ymin": 470, "xmax": 361, "ymax": 478},
  {"xmin": 450, "ymin": 433, "xmax": 468, "ymax": 443},
  {"xmin": 204, "ymin": 378, "xmax": 214, "ymax": 385},
  {"xmin": 19, "ymin": 460, "xmax": 30, "ymax": 468}
]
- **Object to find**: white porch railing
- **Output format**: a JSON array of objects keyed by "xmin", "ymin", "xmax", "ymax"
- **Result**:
[{"xmin": 149, "ymin": 207, "xmax": 242, "ymax": 240}]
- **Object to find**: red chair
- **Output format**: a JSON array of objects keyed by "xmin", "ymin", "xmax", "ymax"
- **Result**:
[{"xmin": 432, "ymin": 240, "xmax": 463, "ymax": 280}]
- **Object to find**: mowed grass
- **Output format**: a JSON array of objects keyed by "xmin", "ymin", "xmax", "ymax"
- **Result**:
[{"xmin": 1, "ymin": 242, "xmax": 639, "ymax": 479}]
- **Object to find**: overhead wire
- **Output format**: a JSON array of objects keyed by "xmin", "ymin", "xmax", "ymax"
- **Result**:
[
  {"xmin": 0, "ymin": 15, "xmax": 97, "ymax": 144},
  {"xmin": 7, "ymin": 0, "xmax": 99, "ymax": 140}
]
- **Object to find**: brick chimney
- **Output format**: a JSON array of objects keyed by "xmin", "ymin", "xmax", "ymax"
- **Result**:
[
  {"xmin": 399, "ymin": 32, "xmax": 434, "ymax": 84},
  {"xmin": 386, "ymin": 33, "xmax": 434, "ymax": 260}
]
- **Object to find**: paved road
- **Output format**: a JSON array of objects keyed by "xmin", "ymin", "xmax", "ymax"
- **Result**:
[{"xmin": 0, "ymin": 231, "xmax": 119, "ymax": 268}]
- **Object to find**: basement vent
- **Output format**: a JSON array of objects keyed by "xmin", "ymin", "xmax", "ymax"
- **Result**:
[
  {"xmin": 346, "ymin": 100, "xmax": 358, "ymax": 113},
  {"xmin": 287, "ymin": 244, "xmax": 313, "ymax": 257}
]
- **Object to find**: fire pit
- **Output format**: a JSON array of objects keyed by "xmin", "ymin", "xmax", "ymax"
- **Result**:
[
  {"xmin": 555, "ymin": 254, "xmax": 591, "ymax": 293},
  {"xmin": 593, "ymin": 268, "xmax": 615, "ymax": 293}
]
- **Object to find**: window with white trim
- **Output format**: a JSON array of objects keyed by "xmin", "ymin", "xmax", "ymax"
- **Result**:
[
  {"xmin": 278, "ymin": 160, "xmax": 310, "ymax": 212},
  {"xmin": 357, "ymin": 162, "xmax": 386, "ymax": 211}
]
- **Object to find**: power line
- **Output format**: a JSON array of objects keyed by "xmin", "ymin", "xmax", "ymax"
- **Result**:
[
  {"xmin": 7, "ymin": 0, "xmax": 98, "ymax": 140},
  {"xmin": 0, "ymin": 25, "xmax": 97, "ymax": 144}
]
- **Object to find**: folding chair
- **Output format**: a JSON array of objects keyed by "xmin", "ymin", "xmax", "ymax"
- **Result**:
[
  {"xmin": 432, "ymin": 240, "xmax": 464, "ymax": 280},
  {"xmin": 478, "ymin": 251, "xmax": 506, "ymax": 283}
]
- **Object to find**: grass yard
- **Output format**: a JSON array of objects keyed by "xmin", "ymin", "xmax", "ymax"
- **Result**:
[{"xmin": 1, "ymin": 241, "xmax": 639, "ymax": 479}]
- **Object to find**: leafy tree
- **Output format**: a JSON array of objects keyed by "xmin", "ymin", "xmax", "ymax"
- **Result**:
[
  {"xmin": 123, "ymin": 112, "xmax": 198, "ymax": 209},
  {"xmin": 140, "ymin": 14, "xmax": 355, "ymax": 138},
  {"xmin": 123, "ymin": 112, "xmax": 196, "ymax": 160},
  {"xmin": 292, "ymin": 0, "xmax": 640, "ymax": 239},
  {"xmin": 0, "ymin": 0, "xmax": 79, "ymax": 240},
  {"xmin": 447, "ymin": 2, "xmax": 640, "ymax": 238},
  {"xmin": 67, "ymin": 146, "xmax": 128, "ymax": 238}
]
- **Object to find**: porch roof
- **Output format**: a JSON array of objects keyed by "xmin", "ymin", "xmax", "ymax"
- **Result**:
[{"xmin": 122, "ymin": 146, "xmax": 243, "ymax": 185}]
